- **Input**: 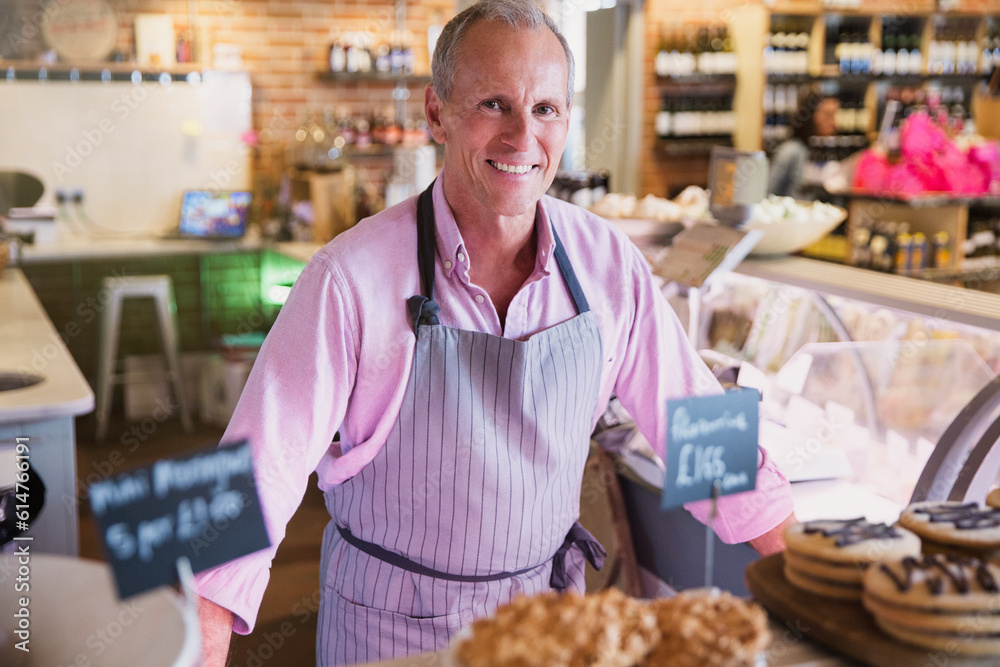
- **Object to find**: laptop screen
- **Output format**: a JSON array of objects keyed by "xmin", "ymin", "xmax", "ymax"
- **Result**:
[{"xmin": 178, "ymin": 190, "xmax": 251, "ymax": 239}]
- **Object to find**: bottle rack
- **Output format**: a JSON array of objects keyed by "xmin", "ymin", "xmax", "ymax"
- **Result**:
[
  {"xmin": 314, "ymin": 0, "xmax": 425, "ymax": 130},
  {"xmin": 732, "ymin": 7, "xmax": 1000, "ymax": 154},
  {"xmin": 653, "ymin": 22, "xmax": 739, "ymax": 154}
]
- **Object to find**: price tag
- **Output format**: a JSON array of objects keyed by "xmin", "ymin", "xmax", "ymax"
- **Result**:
[
  {"xmin": 661, "ymin": 389, "xmax": 760, "ymax": 510},
  {"xmin": 88, "ymin": 440, "xmax": 270, "ymax": 599}
]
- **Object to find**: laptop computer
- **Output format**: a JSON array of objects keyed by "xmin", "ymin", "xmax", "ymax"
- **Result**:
[{"xmin": 164, "ymin": 190, "xmax": 251, "ymax": 240}]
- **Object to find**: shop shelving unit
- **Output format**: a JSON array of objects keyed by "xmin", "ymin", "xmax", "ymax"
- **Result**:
[
  {"xmin": 728, "ymin": 2, "xmax": 999, "ymax": 152},
  {"xmin": 653, "ymin": 73, "xmax": 737, "ymax": 156}
]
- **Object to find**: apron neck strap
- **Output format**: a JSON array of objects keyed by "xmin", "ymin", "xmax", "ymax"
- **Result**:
[
  {"xmin": 551, "ymin": 228, "xmax": 590, "ymax": 314},
  {"xmin": 414, "ymin": 181, "xmax": 589, "ymax": 314},
  {"xmin": 416, "ymin": 180, "xmax": 438, "ymax": 300}
]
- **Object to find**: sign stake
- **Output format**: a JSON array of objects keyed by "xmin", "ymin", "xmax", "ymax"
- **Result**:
[{"xmin": 705, "ymin": 479, "xmax": 720, "ymax": 589}]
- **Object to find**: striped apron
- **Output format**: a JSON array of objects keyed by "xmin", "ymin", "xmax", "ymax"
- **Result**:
[{"xmin": 316, "ymin": 183, "xmax": 605, "ymax": 665}]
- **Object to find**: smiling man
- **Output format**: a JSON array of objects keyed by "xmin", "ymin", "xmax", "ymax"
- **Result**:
[{"xmin": 195, "ymin": 1, "xmax": 795, "ymax": 665}]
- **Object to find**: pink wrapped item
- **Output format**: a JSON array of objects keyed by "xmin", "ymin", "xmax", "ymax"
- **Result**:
[
  {"xmin": 851, "ymin": 112, "xmax": 1000, "ymax": 196},
  {"xmin": 969, "ymin": 142, "xmax": 1000, "ymax": 193},
  {"xmin": 900, "ymin": 113, "xmax": 949, "ymax": 161},
  {"xmin": 885, "ymin": 162, "xmax": 928, "ymax": 196},
  {"xmin": 851, "ymin": 148, "xmax": 891, "ymax": 192}
]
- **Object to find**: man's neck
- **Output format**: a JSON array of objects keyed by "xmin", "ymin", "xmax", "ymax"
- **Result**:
[
  {"xmin": 441, "ymin": 177, "xmax": 537, "ymax": 265},
  {"xmin": 440, "ymin": 176, "xmax": 540, "ymax": 326}
]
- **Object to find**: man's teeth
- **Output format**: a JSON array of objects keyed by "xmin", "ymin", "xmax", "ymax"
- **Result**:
[{"xmin": 489, "ymin": 161, "xmax": 533, "ymax": 175}]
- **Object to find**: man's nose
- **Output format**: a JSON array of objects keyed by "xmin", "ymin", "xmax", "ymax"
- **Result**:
[{"xmin": 501, "ymin": 110, "xmax": 534, "ymax": 152}]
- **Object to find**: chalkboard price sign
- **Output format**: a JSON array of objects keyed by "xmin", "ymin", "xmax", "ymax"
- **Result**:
[
  {"xmin": 89, "ymin": 440, "xmax": 270, "ymax": 599},
  {"xmin": 661, "ymin": 389, "xmax": 760, "ymax": 510}
]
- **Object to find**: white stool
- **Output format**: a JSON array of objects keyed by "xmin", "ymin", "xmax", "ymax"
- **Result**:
[{"xmin": 94, "ymin": 275, "xmax": 193, "ymax": 442}]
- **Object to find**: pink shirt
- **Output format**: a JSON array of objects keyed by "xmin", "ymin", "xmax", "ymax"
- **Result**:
[{"xmin": 194, "ymin": 176, "xmax": 794, "ymax": 633}]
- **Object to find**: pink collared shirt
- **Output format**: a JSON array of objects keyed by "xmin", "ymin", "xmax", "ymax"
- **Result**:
[{"xmin": 194, "ymin": 176, "xmax": 793, "ymax": 633}]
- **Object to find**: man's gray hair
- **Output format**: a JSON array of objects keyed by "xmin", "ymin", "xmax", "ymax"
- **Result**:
[{"xmin": 431, "ymin": 0, "xmax": 575, "ymax": 108}]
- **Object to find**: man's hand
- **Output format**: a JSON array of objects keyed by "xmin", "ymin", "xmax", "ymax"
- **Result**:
[
  {"xmin": 198, "ymin": 596, "xmax": 234, "ymax": 667},
  {"xmin": 748, "ymin": 513, "xmax": 796, "ymax": 556}
]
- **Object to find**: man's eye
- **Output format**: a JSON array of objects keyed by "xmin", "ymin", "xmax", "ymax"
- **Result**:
[
  {"xmin": 535, "ymin": 105, "xmax": 555, "ymax": 115},
  {"xmin": 481, "ymin": 101, "xmax": 500, "ymax": 110}
]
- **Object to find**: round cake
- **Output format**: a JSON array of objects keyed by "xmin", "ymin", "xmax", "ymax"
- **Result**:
[
  {"xmin": 782, "ymin": 518, "xmax": 922, "ymax": 600},
  {"xmin": 898, "ymin": 501, "xmax": 1000, "ymax": 559},
  {"xmin": 862, "ymin": 553, "xmax": 1000, "ymax": 656}
]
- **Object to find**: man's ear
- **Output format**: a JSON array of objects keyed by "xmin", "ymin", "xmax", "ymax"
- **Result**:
[{"xmin": 424, "ymin": 84, "xmax": 447, "ymax": 145}]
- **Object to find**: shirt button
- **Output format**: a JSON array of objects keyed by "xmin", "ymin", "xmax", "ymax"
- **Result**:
[
  {"xmin": 444, "ymin": 260, "xmax": 453, "ymax": 270},
  {"xmin": 457, "ymin": 252, "xmax": 466, "ymax": 263},
  {"xmin": 475, "ymin": 295, "xmax": 485, "ymax": 303}
]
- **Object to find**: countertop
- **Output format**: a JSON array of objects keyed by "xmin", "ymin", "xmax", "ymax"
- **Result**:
[
  {"xmin": 273, "ymin": 241, "xmax": 324, "ymax": 264},
  {"xmin": 20, "ymin": 231, "xmax": 265, "ymax": 263},
  {"xmin": 735, "ymin": 255, "xmax": 1000, "ymax": 332},
  {"xmin": 0, "ymin": 268, "xmax": 94, "ymax": 422}
]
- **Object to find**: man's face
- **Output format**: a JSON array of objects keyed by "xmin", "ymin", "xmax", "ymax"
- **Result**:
[{"xmin": 426, "ymin": 20, "xmax": 570, "ymax": 219}]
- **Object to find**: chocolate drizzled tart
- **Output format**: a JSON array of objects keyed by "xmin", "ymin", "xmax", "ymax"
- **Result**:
[
  {"xmin": 783, "ymin": 518, "xmax": 922, "ymax": 600},
  {"xmin": 899, "ymin": 501, "xmax": 1000, "ymax": 559},
  {"xmin": 862, "ymin": 553, "xmax": 1000, "ymax": 655}
]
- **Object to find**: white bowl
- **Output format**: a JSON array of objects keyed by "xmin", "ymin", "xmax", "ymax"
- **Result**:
[{"xmin": 742, "ymin": 204, "xmax": 847, "ymax": 257}]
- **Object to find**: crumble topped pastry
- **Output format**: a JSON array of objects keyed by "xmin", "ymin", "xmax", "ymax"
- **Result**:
[
  {"xmin": 455, "ymin": 588, "xmax": 769, "ymax": 667},
  {"xmin": 456, "ymin": 589, "xmax": 660, "ymax": 667},
  {"xmin": 641, "ymin": 590, "xmax": 771, "ymax": 667}
]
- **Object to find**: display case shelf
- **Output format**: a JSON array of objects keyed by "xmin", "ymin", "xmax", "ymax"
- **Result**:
[{"xmin": 735, "ymin": 254, "xmax": 1000, "ymax": 331}]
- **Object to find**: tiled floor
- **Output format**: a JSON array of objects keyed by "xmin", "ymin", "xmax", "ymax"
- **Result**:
[{"xmin": 76, "ymin": 413, "xmax": 324, "ymax": 666}]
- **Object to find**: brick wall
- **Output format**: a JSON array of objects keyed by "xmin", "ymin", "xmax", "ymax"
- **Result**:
[{"xmin": 5, "ymin": 0, "xmax": 452, "ymax": 198}]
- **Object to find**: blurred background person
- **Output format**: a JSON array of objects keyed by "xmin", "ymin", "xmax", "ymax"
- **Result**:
[{"xmin": 769, "ymin": 88, "xmax": 839, "ymax": 199}]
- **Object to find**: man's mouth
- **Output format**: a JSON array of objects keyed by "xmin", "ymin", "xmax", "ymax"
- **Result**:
[{"xmin": 487, "ymin": 160, "xmax": 535, "ymax": 175}]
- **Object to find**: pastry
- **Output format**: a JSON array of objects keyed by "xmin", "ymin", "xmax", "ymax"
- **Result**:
[
  {"xmin": 862, "ymin": 553, "xmax": 1000, "ymax": 656},
  {"xmin": 782, "ymin": 518, "xmax": 922, "ymax": 600},
  {"xmin": 455, "ymin": 587, "xmax": 770, "ymax": 666},
  {"xmin": 641, "ymin": 589, "xmax": 770, "ymax": 667},
  {"xmin": 898, "ymin": 501, "xmax": 1000, "ymax": 559},
  {"xmin": 455, "ymin": 588, "xmax": 660, "ymax": 667}
]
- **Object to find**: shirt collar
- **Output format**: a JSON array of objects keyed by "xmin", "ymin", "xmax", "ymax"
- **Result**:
[{"xmin": 430, "ymin": 175, "xmax": 557, "ymax": 279}]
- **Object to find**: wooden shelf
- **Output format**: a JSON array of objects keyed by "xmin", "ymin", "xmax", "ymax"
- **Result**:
[
  {"xmin": 655, "ymin": 137, "xmax": 733, "ymax": 155},
  {"xmin": 655, "ymin": 74, "xmax": 736, "ymax": 95},
  {"xmin": 0, "ymin": 59, "xmax": 209, "ymax": 82},
  {"xmin": 341, "ymin": 143, "xmax": 442, "ymax": 159},
  {"xmin": 316, "ymin": 71, "xmax": 432, "ymax": 85}
]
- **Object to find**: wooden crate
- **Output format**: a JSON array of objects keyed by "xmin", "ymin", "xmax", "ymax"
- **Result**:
[
  {"xmin": 847, "ymin": 198, "xmax": 968, "ymax": 269},
  {"xmin": 973, "ymin": 93, "xmax": 1000, "ymax": 141}
]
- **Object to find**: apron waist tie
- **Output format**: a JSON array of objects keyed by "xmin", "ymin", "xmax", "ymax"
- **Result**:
[
  {"xmin": 336, "ymin": 521, "xmax": 605, "ymax": 589},
  {"xmin": 550, "ymin": 521, "xmax": 606, "ymax": 591}
]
